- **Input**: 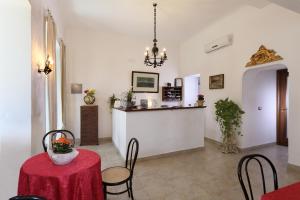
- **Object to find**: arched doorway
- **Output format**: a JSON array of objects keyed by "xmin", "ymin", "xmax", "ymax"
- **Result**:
[{"xmin": 241, "ymin": 63, "xmax": 289, "ymax": 148}]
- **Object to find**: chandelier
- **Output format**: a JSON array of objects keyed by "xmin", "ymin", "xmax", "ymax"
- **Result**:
[{"xmin": 144, "ymin": 3, "xmax": 167, "ymax": 68}]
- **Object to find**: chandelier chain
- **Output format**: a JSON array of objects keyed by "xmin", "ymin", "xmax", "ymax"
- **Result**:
[{"xmin": 154, "ymin": 3, "xmax": 157, "ymax": 40}]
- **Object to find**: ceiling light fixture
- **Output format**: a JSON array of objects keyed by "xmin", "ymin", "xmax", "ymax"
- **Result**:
[{"xmin": 144, "ymin": 3, "xmax": 167, "ymax": 68}]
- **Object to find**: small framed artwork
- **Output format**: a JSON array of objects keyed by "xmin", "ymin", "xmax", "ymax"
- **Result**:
[
  {"xmin": 71, "ymin": 83, "xmax": 82, "ymax": 94},
  {"xmin": 174, "ymin": 78, "xmax": 183, "ymax": 87},
  {"xmin": 209, "ymin": 74, "xmax": 224, "ymax": 89},
  {"xmin": 131, "ymin": 71, "xmax": 159, "ymax": 93}
]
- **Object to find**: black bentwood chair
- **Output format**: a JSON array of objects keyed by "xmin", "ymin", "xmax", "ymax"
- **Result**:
[
  {"xmin": 101, "ymin": 138, "xmax": 139, "ymax": 200},
  {"xmin": 42, "ymin": 129, "xmax": 75, "ymax": 152},
  {"xmin": 9, "ymin": 196, "xmax": 46, "ymax": 200},
  {"xmin": 237, "ymin": 154, "xmax": 278, "ymax": 200}
]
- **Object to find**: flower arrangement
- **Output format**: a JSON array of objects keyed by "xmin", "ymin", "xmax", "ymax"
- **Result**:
[
  {"xmin": 84, "ymin": 88, "xmax": 96, "ymax": 96},
  {"xmin": 52, "ymin": 137, "xmax": 73, "ymax": 154}
]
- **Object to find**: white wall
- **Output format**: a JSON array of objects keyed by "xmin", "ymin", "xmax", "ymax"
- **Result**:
[
  {"xmin": 65, "ymin": 27, "xmax": 180, "ymax": 139},
  {"xmin": 242, "ymin": 69, "xmax": 277, "ymax": 148},
  {"xmin": 0, "ymin": 0, "xmax": 31, "ymax": 198},
  {"xmin": 30, "ymin": 0, "xmax": 65, "ymax": 154},
  {"xmin": 179, "ymin": 4, "xmax": 300, "ymax": 166}
]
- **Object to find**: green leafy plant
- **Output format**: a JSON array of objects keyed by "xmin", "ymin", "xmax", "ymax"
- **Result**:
[
  {"xmin": 126, "ymin": 89, "xmax": 133, "ymax": 103},
  {"xmin": 215, "ymin": 98, "xmax": 245, "ymax": 153},
  {"xmin": 109, "ymin": 94, "xmax": 120, "ymax": 109}
]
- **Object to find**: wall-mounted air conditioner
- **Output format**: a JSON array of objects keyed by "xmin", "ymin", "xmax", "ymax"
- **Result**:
[{"xmin": 204, "ymin": 34, "xmax": 233, "ymax": 53}]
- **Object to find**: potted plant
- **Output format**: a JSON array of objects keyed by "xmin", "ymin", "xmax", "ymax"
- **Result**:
[
  {"xmin": 125, "ymin": 89, "xmax": 135, "ymax": 109},
  {"xmin": 48, "ymin": 137, "xmax": 79, "ymax": 165},
  {"xmin": 215, "ymin": 98, "xmax": 245, "ymax": 153},
  {"xmin": 108, "ymin": 94, "xmax": 120, "ymax": 110},
  {"xmin": 197, "ymin": 94, "xmax": 205, "ymax": 106}
]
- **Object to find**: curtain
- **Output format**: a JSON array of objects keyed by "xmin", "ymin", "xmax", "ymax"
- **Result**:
[
  {"xmin": 45, "ymin": 12, "xmax": 57, "ymax": 131},
  {"xmin": 56, "ymin": 39, "xmax": 66, "ymax": 129},
  {"xmin": 61, "ymin": 41, "xmax": 67, "ymax": 128}
]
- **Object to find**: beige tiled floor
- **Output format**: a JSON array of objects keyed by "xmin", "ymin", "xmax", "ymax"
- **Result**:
[{"xmin": 80, "ymin": 141, "xmax": 300, "ymax": 200}]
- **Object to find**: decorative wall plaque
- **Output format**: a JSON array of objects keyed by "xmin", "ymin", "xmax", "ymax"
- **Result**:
[{"xmin": 245, "ymin": 45, "xmax": 283, "ymax": 67}]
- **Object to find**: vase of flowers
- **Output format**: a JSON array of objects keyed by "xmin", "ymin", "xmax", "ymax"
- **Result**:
[
  {"xmin": 84, "ymin": 88, "xmax": 96, "ymax": 105},
  {"xmin": 48, "ymin": 137, "xmax": 79, "ymax": 165}
]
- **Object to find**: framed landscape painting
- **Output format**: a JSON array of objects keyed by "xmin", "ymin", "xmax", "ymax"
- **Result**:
[
  {"xmin": 132, "ymin": 71, "xmax": 159, "ymax": 93},
  {"xmin": 209, "ymin": 74, "xmax": 224, "ymax": 89}
]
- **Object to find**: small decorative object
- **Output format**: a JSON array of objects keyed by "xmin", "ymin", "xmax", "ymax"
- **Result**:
[
  {"xmin": 140, "ymin": 99, "xmax": 148, "ymax": 108},
  {"xmin": 132, "ymin": 71, "xmax": 159, "ymax": 93},
  {"xmin": 48, "ymin": 137, "xmax": 79, "ymax": 165},
  {"xmin": 167, "ymin": 82, "xmax": 171, "ymax": 87},
  {"xmin": 84, "ymin": 88, "xmax": 96, "ymax": 105},
  {"xmin": 246, "ymin": 45, "xmax": 283, "ymax": 67},
  {"xmin": 120, "ymin": 89, "xmax": 136, "ymax": 109},
  {"xmin": 197, "ymin": 94, "xmax": 205, "ymax": 106},
  {"xmin": 174, "ymin": 78, "xmax": 183, "ymax": 87},
  {"xmin": 109, "ymin": 94, "xmax": 120, "ymax": 110},
  {"xmin": 71, "ymin": 83, "xmax": 82, "ymax": 94},
  {"xmin": 209, "ymin": 74, "xmax": 224, "ymax": 89},
  {"xmin": 144, "ymin": 3, "xmax": 167, "ymax": 68},
  {"xmin": 215, "ymin": 98, "xmax": 245, "ymax": 153}
]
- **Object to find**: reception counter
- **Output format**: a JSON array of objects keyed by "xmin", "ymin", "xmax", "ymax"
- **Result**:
[{"xmin": 112, "ymin": 106, "xmax": 206, "ymax": 159}]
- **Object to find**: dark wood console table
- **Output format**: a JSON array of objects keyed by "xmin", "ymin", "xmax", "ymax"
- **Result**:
[{"xmin": 80, "ymin": 105, "xmax": 99, "ymax": 145}]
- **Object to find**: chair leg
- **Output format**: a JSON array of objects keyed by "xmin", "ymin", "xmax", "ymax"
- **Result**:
[
  {"xmin": 103, "ymin": 184, "xmax": 107, "ymax": 200},
  {"xmin": 126, "ymin": 181, "xmax": 131, "ymax": 198},
  {"xmin": 129, "ymin": 179, "xmax": 134, "ymax": 200}
]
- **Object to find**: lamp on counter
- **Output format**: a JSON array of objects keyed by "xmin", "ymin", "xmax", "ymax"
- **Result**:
[{"xmin": 38, "ymin": 55, "xmax": 52, "ymax": 75}]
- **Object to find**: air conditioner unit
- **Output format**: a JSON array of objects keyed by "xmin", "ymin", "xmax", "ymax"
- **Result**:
[{"xmin": 204, "ymin": 34, "xmax": 233, "ymax": 53}]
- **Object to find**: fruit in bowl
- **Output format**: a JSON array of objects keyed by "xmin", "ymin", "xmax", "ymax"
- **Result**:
[{"xmin": 48, "ymin": 137, "xmax": 79, "ymax": 165}]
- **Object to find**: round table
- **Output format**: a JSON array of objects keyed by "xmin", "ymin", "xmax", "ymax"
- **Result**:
[{"xmin": 18, "ymin": 149, "xmax": 104, "ymax": 200}]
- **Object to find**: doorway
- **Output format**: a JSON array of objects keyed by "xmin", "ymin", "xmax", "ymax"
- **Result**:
[
  {"xmin": 242, "ymin": 64, "xmax": 289, "ymax": 149},
  {"xmin": 183, "ymin": 74, "xmax": 200, "ymax": 107},
  {"xmin": 277, "ymin": 69, "xmax": 289, "ymax": 146}
]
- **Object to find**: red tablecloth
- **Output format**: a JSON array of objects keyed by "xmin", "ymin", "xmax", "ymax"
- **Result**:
[
  {"xmin": 18, "ymin": 149, "xmax": 104, "ymax": 200},
  {"xmin": 261, "ymin": 182, "xmax": 300, "ymax": 200}
]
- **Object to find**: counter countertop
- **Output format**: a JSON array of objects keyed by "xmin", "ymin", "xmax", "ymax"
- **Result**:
[{"xmin": 114, "ymin": 106, "xmax": 206, "ymax": 112}]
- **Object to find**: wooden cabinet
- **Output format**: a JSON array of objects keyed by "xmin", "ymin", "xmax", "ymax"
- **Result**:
[
  {"xmin": 80, "ymin": 105, "xmax": 99, "ymax": 145},
  {"xmin": 162, "ymin": 87, "xmax": 183, "ymax": 101}
]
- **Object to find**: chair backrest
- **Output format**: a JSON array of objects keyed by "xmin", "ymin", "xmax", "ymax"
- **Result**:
[
  {"xmin": 9, "ymin": 196, "xmax": 46, "ymax": 200},
  {"xmin": 125, "ymin": 138, "xmax": 139, "ymax": 175},
  {"xmin": 42, "ymin": 129, "xmax": 75, "ymax": 152},
  {"xmin": 237, "ymin": 154, "xmax": 278, "ymax": 200}
]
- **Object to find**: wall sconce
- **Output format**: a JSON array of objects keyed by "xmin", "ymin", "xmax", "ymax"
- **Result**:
[{"xmin": 38, "ymin": 55, "xmax": 52, "ymax": 75}]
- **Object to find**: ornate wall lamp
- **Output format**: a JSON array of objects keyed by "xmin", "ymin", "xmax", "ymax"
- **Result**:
[{"xmin": 38, "ymin": 55, "xmax": 52, "ymax": 75}]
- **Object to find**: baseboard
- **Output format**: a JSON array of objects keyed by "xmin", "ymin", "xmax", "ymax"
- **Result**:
[
  {"xmin": 137, "ymin": 147, "xmax": 205, "ymax": 162},
  {"xmin": 239, "ymin": 142, "xmax": 276, "ymax": 152},
  {"xmin": 204, "ymin": 137, "xmax": 276, "ymax": 152},
  {"xmin": 287, "ymin": 163, "xmax": 300, "ymax": 172},
  {"xmin": 75, "ymin": 137, "xmax": 112, "ymax": 146},
  {"xmin": 205, "ymin": 137, "xmax": 222, "ymax": 145}
]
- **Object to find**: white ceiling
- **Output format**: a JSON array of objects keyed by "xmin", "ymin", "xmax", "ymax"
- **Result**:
[{"xmin": 58, "ymin": 0, "xmax": 300, "ymax": 42}]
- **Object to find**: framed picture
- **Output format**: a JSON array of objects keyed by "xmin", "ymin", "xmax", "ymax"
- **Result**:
[
  {"xmin": 131, "ymin": 71, "xmax": 159, "ymax": 93},
  {"xmin": 209, "ymin": 74, "xmax": 224, "ymax": 89}
]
